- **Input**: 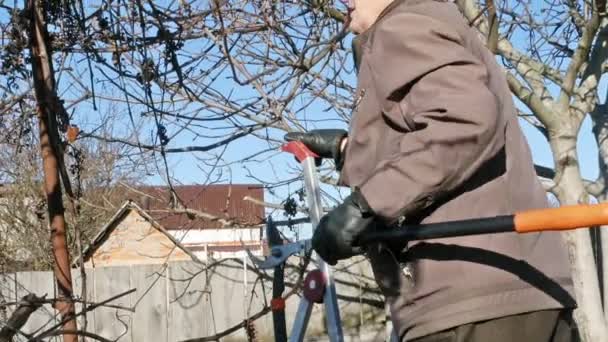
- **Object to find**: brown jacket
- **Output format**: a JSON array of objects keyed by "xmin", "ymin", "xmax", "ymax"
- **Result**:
[{"xmin": 340, "ymin": 0, "xmax": 575, "ymax": 340}]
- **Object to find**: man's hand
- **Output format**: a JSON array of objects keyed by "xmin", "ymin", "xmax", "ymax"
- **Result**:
[
  {"xmin": 312, "ymin": 189, "xmax": 376, "ymax": 265},
  {"xmin": 284, "ymin": 129, "xmax": 347, "ymax": 169}
]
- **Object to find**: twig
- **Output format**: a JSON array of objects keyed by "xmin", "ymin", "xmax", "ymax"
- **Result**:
[
  {"xmin": 32, "ymin": 289, "xmax": 136, "ymax": 341},
  {"xmin": 35, "ymin": 330, "xmax": 112, "ymax": 342},
  {"xmin": 0, "ymin": 297, "xmax": 135, "ymax": 313},
  {"xmin": 179, "ymin": 305, "xmax": 271, "ymax": 342}
]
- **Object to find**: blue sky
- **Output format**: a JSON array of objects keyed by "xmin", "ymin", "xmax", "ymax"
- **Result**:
[
  {"xmin": 158, "ymin": 28, "xmax": 605, "ymax": 187},
  {"xmin": 1, "ymin": 2, "xmax": 603, "ymax": 228}
]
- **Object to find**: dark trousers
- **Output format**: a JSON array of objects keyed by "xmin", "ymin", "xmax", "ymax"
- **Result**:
[{"xmin": 411, "ymin": 310, "xmax": 579, "ymax": 342}]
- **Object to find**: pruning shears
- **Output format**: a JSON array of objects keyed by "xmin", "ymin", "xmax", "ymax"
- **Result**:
[
  {"xmin": 249, "ymin": 141, "xmax": 345, "ymax": 342},
  {"xmin": 249, "ymin": 239, "xmax": 312, "ymax": 270}
]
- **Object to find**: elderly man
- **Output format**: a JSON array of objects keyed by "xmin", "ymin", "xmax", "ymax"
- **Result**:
[{"xmin": 285, "ymin": 0, "xmax": 578, "ymax": 341}]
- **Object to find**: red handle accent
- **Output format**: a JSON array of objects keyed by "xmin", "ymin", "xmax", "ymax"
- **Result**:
[
  {"xmin": 271, "ymin": 298, "xmax": 286, "ymax": 311},
  {"xmin": 303, "ymin": 270, "xmax": 326, "ymax": 304},
  {"xmin": 281, "ymin": 141, "xmax": 319, "ymax": 163}
]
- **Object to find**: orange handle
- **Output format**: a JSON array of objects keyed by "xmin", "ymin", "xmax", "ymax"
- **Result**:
[{"xmin": 515, "ymin": 202, "xmax": 608, "ymax": 233}]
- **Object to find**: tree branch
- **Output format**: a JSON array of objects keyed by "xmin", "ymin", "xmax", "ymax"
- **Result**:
[
  {"xmin": 0, "ymin": 294, "xmax": 44, "ymax": 342},
  {"xmin": 576, "ymin": 19, "xmax": 608, "ymax": 116},
  {"xmin": 34, "ymin": 330, "xmax": 112, "ymax": 342},
  {"xmin": 559, "ymin": 13, "xmax": 602, "ymax": 111},
  {"xmin": 0, "ymin": 91, "xmax": 31, "ymax": 116},
  {"xmin": 83, "ymin": 123, "xmax": 272, "ymax": 153},
  {"xmin": 506, "ymin": 72, "xmax": 557, "ymax": 128},
  {"xmin": 32, "ymin": 288, "xmax": 136, "ymax": 341},
  {"xmin": 457, "ymin": 0, "xmax": 560, "ymax": 109}
]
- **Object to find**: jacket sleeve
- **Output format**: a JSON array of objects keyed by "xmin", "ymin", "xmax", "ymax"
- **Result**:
[{"xmin": 359, "ymin": 12, "xmax": 505, "ymax": 222}]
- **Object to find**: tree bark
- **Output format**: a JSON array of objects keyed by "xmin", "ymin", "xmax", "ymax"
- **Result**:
[
  {"xmin": 27, "ymin": 1, "xmax": 78, "ymax": 341},
  {"xmin": 589, "ymin": 19, "xmax": 608, "ymax": 321},
  {"xmin": 591, "ymin": 109, "xmax": 608, "ymax": 322}
]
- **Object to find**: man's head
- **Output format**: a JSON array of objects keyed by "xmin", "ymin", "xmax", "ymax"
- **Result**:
[{"xmin": 343, "ymin": 0, "xmax": 395, "ymax": 34}]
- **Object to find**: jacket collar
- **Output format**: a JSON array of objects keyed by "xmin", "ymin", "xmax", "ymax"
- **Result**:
[{"xmin": 378, "ymin": 0, "xmax": 407, "ymax": 21}]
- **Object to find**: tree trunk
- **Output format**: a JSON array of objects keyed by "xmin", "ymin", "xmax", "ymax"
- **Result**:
[
  {"xmin": 591, "ymin": 93, "xmax": 608, "ymax": 323},
  {"xmin": 592, "ymin": 143, "xmax": 608, "ymax": 322},
  {"xmin": 27, "ymin": 1, "xmax": 78, "ymax": 341},
  {"xmin": 551, "ymin": 130, "xmax": 608, "ymax": 341}
]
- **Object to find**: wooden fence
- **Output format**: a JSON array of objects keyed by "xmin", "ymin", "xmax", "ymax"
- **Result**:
[{"xmin": 0, "ymin": 258, "xmax": 386, "ymax": 342}]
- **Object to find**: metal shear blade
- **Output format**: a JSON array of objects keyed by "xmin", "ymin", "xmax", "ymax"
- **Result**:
[{"xmin": 249, "ymin": 239, "xmax": 312, "ymax": 269}]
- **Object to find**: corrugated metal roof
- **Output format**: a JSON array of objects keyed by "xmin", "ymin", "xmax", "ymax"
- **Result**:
[{"xmin": 128, "ymin": 184, "xmax": 265, "ymax": 229}]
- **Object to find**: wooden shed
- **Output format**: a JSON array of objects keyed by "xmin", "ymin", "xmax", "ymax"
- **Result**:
[{"xmin": 80, "ymin": 201, "xmax": 194, "ymax": 267}]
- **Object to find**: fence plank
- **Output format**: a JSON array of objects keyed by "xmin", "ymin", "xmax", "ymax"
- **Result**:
[
  {"xmin": 94, "ymin": 266, "xmax": 133, "ymax": 341},
  {"xmin": 207, "ymin": 258, "xmax": 268, "ymax": 341},
  {"xmin": 209, "ymin": 259, "xmax": 242, "ymax": 337},
  {"xmin": 167, "ymin": 261, "xmax": 205, "ymax": 341},
  {"xmin": 72, "ymin": 268, "xmax": 95, "ymax": 340},
  {"xmin": 131, "ymin": 264, "xmax": 168, "ymax": 341},
  {"xmin": 15, "ymin": 271, "xmax": 57, "ymax": 341},
  {"xmin": 198, "ymin": 262, "xmax": 221, "ymax": 339},
  {"xmin": 243, "ymin": 262, "xmax": 274, "ymax": 341}
]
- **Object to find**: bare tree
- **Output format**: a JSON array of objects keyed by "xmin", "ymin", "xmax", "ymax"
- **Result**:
[
  {"xmin": 0, "ymin": 127, "xmax": 151, "ymax": 272},
  {"xmin": 1, "ymin": 0, "xmax": 607, "ymax": 340}
]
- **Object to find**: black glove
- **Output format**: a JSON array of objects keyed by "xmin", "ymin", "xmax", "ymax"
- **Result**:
[
  {"xmin": 312, "ymin": 188, "xmax": 376, "ymax": 265},
  {"xmin": 284, "ymin": 129, "xmax": 347, "ymax": 170}
]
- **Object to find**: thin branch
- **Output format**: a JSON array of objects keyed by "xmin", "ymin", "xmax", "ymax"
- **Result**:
[
  {"xmin": 32, "ymin": 288, "xmax": 136, "ymax": 341},
  {"xmin": 179, "ymin": 305, "xmax": 271, "ymax": 342},
  {"xmin": 558, "ymin": 12, "xmax": 602, "ymax": 110},
  {"xmin": 0, "ymin": 91, "xmax": 31, "ymax": 116},
  {"xmin": 34, "ymin": 330, "xmax": 113, "ymax": 342},
  {"xmin": 83, "ymin": 124, "xmax": 270, "ymax": 153},
  {"xmin": 575, "ymin": 19, "xmax": 608, "ymax": 116}
]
